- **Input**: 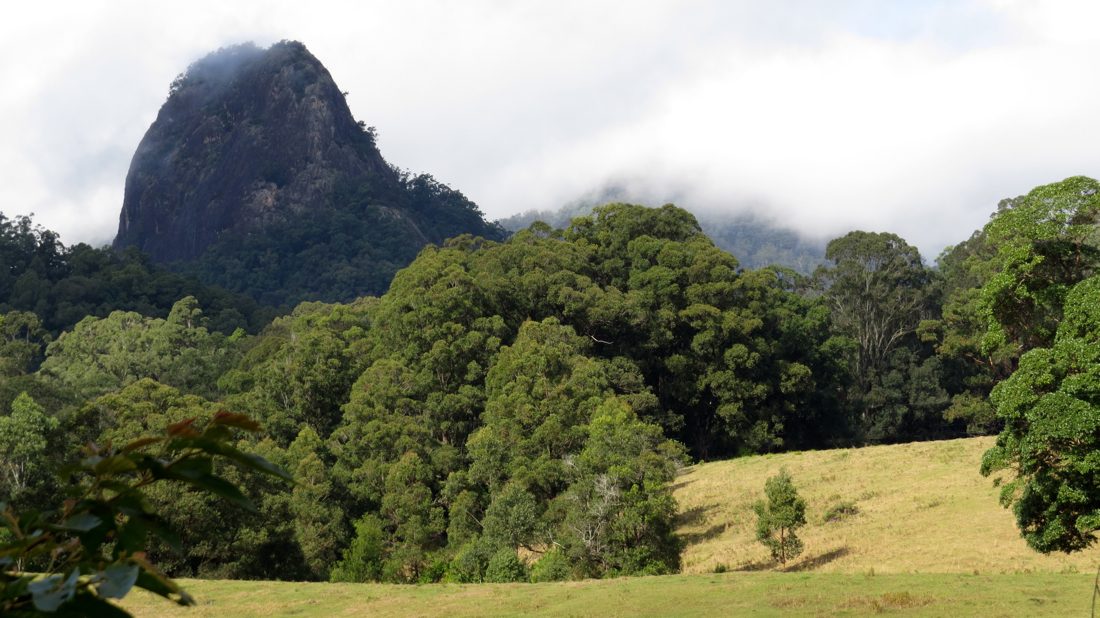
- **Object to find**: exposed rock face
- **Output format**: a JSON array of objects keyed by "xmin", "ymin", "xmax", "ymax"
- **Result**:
[{"xmin": 114, "ymin": 41, "xmax": 401, "ymax": 262}]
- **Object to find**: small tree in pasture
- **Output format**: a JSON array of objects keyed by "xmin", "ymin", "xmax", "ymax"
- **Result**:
[{"xmin": 753, "ymin": 469, "xmax": 807, "ymax": 567}]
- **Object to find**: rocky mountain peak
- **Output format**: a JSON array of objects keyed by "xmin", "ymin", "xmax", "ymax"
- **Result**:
[{"xmin": 114, "ymin": 41, "xmax": 397, "ymax": 262}]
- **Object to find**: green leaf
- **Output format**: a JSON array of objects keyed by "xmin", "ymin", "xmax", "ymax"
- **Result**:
[
  {"xmin": 95, "ymin": 563, "xmax": 139, "ymax": 599},
  {"xmin": 166, "ymin": 437, "xmax": 292, "ymax": 482},
  {"xmin": 111, "ymin": 490, "xmax": 152, "ymax": 516},
  {"xmin": 133, "ymin": 569, "xmax": 194, "ymax": 606},
  {"xmin": 135, "ymin": 513, "xmax": 182, "ymax": 555},
  {"xmin": 59, "ymin": 513, "xmax": 100, "ymax": 532},
  {"xmin": 54, "ymin": 589, "xmax": 134, "ymax": 617},
  {"xmin": 120, "ymin": 437, "xmax": 166, "ymax": 454},
  {"xmin": 171, "ymin": 456, "xmax": 213, "ymax": 477},
  {"xmin": 94, "ymin": 455, "xmax": 138, "ymax": 476},
  {"xmin": 55, "ymin": 462, "xmax": 86, "ymax": 479},
  {"xmin": 99, "ymin": 480, "xmax": 134, "ymax": 494},
  {"xmin": 221, "ymin": 449, "xmax": 294, "ymax": 482},
  {"xmin": 201, "ymin": 424, "xmax": 234, "ymax": 442},
  {"xmin": 178, "ymin": 472, "xmax": 256, "ymax": 511},
  {"xmin": 114, "ymin": 517, "xmax": 147, "ymax": 558},
  {"xmin": 133, "ymin": 570, "xmax": 174, "ymax": 599},
  {"xmin": 17, "ymin": 510, "xmax": 40, "ymax": 530},
  {"xmin": 29, "ymin": 569, "xmax": 79, "ymax": 611}
]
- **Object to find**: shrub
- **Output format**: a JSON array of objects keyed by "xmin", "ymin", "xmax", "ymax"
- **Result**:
[
  {"xmin": 446, "ymin": 542, "xmax": 492, "ymax": 583},
  {"xmin": 822, "ymin": 500, "xmax": 859, "ymax": 523},
  {"xmin": 484, "ymin": 548, "xmax": 527, "ymax": 583},
  {"xmin": 530, "ymin": 548, "xmax": 572, "ymax": 582}
]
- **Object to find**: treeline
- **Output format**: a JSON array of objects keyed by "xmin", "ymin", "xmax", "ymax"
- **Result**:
[
  {"xmin": 0, "ymin": 214, "xmax": 279, "ymax": 339},
  {"xmin": 4, "ymin": 177, "xmax": 1096, "ymax": 583}
]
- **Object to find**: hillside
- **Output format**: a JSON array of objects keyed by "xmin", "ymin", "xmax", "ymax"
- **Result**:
[
  {"xmin": 117, "ymin": 437, "xmax": 1100, "ymax": 617},
  {"xmin": 674, "ymin": 436, "xmax": 1100, "ymax": 574},
  {"xmin": 114, "ymin": 41, "xmax": 505, "ymax": 305}
]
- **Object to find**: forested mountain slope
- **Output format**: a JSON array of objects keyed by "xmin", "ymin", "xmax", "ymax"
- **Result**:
[{"xmin": 114, "ymin": 41, "xmax": 505, "ymax": 305}]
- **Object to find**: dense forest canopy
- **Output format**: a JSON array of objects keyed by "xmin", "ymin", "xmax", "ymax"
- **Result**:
[{"xmin": 6, "ymin": 175, "xmax": 1100, "ymax": 587}]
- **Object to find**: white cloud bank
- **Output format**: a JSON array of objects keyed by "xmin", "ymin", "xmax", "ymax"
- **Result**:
[{"xmin": 1, "ymin": 0, "xmax": 1098, "ymax": 256}]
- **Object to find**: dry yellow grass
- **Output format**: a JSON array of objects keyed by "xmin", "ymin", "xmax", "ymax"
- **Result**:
[{"xmin": 673, "ymin": 436, "xmax": 1100, "ymax": 574}]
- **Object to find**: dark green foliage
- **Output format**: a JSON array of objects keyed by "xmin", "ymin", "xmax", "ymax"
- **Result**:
[
  {"xmin": 484, "ymin": 548, "xmax": 528, "ymax": 583},
  {"xmin": 813, "ymin": 231, "xmax": 952, "ymax": 442},
  {"xmin": 752, "ymin": 469, "xmax": 807, "ymax": 566},
  {"xmin": 0, "ymin": 214, "xmax": 275, "ymax": 340},
  {"xmin": 175, "ymin": 172, "xmax": 507, "ymax": 306},
  {"xmin": 221, "ymin": 299, "xmax": 374, "ymax": 445},
  {"xmin": 329, "ymin": 514, "xmax": 385, "ymax": 583},
  {"xmin": 976, "ymin": 177, "xmax": 1100, "ymax": 554},
  {"xmin": 0, "ymin": 393, "xmax": 59, "ymax": 505},
  {"xmin": 922, "ymin": 179, "xmax": 1100, "ymax": 436},
  {"xmin": 10, "ymin": 191, "xmax": 1058, "ymax": 587},
  {"xmin": 981, "ymin": 276, "xmax": 1100, "ymax": 553}
]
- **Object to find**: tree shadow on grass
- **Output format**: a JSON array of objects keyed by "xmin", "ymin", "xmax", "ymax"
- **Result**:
[
  {"xmin": 785, "ymin": 547, "xmax": 851, "ymax": 572},
  {"xmin": 735, "ymin": 558, "xmax": 778, "ymax": 572},
  {"xmin": 675, "ymin": 504, "xmax": 727, "ymax": 546},
  {"xmin": 735, "ymin": 547, "xmax": 850, "ymax": 573},
  {"xmin": 671, "ymin": 468, "xmax": 696, "ymax": 492}
]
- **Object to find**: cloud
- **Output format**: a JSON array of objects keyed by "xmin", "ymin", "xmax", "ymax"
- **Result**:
[{"xmin": 1, "ymin": 0, "xmax": 1097, "ymax": 257}]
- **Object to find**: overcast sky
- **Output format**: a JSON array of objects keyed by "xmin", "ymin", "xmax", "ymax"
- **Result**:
[{"xmin": 2, "ymin": 0, "xmax": 1098, "ymax": 257}]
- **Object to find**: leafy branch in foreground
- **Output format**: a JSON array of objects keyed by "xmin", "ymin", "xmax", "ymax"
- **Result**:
[{"xmin": 0, "ymin": 410, "xmax": 291, "ymax": 616}]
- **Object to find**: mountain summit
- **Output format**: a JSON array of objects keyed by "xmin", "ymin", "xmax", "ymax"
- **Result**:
[{"xmin": 114, "ymin": 41, "xmax": 503, "ymax": 304}]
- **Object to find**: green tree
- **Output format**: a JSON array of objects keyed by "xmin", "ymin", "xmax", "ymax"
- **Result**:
[
  {"xmin": 923, "ymin": 177, "xmax": 1100, "ymax": 435},
  {"xmin": 815, "ymin": 231, "xmax": 934, "ymax": 395},
  {"xmin": 980, "ymin": 275, "xmax": 1100, "ymax": 553},
  {"xmin": 977, "ymin": 176, "xmax": 1100, "ymax": 358},
  {"xmin": 752, "ymin": 469, "xmax": 807, "ymax": 567},
  {"xmin": 0, "ymin": 393, "xmax": 58, "ymax": 500},
  {"xmin": 329, "ymin": 514, "xmax": 385, "ymax": 583},
  {"xmin": 557, "ymin": 398, "xmax": 684, "ymax": 576},
  {"xmin": 814, "ymin": 231, "xmax": 946, "ymax": 440},
  {"xmin": 0, "ymin": 311, "xmax": 48, "ymax": 376}
]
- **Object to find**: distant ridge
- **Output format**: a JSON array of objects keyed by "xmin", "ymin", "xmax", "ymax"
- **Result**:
[{"xmin": 497, "ymin": 186, "xmax": 826, "ymax": 274}]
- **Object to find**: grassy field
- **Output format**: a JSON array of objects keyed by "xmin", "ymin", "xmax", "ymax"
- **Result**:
[
  {"xmin": 121, "ymin": 437, "xmax": 1100, "ymax": 617},
  {"xmin": 122, "ymin": 573, "xmax": 1097, "ymax": 617},
  {"xmin": 675, "ymin": 436, "xmax": 1100, "ymax": 575}
]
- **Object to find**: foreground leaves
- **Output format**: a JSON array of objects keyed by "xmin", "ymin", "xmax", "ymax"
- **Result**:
[{"xmin": 0, "ymin": 409, "xmax": 290, "ymax": 616}]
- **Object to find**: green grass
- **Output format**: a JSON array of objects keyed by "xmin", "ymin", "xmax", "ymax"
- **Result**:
[
  {"xmin": 121, "ymin": 437, "xmax": 1100, "ymax": 617},
  {"xmin": 122, "ymin": 572, "xmax": 1096, "ymax": 617}
]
